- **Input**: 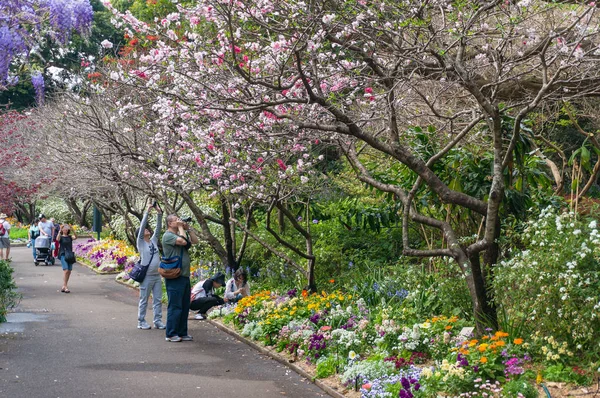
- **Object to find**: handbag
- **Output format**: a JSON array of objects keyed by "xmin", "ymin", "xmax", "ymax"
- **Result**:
[
  {"xmin": 159, "ymin": 246, "xmax": 183, "ymax": 279},
  {"xmin": 64, "ymin": 250, "xmax": 76, "ymax": 265},
  {"xmin": 128, "ymin": 243, "xmax": 155, "ymax": 283}
]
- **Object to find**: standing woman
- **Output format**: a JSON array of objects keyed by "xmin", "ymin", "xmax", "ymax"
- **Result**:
[
  {"xmin": 136, "ymin": 203, "xmax": 164, "ymax": 330},
  {"xmin": 57, "ymin": 224, "xmax": 77, "ymax": 293}
]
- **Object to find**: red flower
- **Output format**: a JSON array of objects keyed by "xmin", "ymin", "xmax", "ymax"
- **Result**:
[{"xmin": 276, "ymin": 159, "xmax": 287, "ymax": 171}]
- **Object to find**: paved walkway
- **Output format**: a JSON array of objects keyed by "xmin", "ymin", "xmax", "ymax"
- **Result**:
[{"xmin": 0, "ymin": 247, "xmax": 327, "ymax": 398}]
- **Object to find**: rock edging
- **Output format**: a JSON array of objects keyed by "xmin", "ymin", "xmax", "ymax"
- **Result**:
[{"xmin": 207, "ymin": 318, "xmax": 349, "ymax": 398}]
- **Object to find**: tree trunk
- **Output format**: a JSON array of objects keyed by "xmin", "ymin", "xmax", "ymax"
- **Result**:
[
  {"xmin": 220, "ymin": 196, "xmax": 239, "ymax": 271},
  {"xmin": 467, "ymin": 253, "xmax": 498, "ymax": 334}
]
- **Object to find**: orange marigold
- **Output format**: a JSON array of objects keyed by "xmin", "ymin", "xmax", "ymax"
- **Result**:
[
  {"xmin": 480, "ymin": 357, "xmax": 488, "ymax": 364},
  {"xmin": 514, "ymin": 338, "xmax": 524, "ymax": 345}
]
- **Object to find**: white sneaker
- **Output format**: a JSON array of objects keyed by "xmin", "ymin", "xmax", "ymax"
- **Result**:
[
  {"xmin": 154, "ymin": 321, "xmax": 166, "ymax": 330},
  {"xmin": 194, "ymin": 313, "xmax": 205, "ymax": 320},
  {"xmin": 137, "ymin": 321, "xmax": 151, "ymax": 330}
]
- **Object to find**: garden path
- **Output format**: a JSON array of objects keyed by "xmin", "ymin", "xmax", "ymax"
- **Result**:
[{"xmin": 0, "ymin": 247, "xmax": 327, "ymax": 398}]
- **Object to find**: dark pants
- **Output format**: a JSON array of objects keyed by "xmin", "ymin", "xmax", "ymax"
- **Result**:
[
  {"xmin": 190, "ymin": 296, "xmax": 224, "ymax": 314},
  {"xmin": 165, "ymin": 276, "xmax": 191, "ymax": 338}
]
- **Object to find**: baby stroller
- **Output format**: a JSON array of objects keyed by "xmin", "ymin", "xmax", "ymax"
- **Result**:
[{"xmin": 34, "ymin": 236, "xmax": 55, "ymax": 266}]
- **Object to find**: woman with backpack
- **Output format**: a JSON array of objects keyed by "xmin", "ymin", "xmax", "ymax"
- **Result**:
[
  {"xmin": 57, "ymin": 224, "xmax": 77, "ymax": 293},
  {"xmin": 28, "ymin": 218, "xmax": 40, "ymax": 260}
]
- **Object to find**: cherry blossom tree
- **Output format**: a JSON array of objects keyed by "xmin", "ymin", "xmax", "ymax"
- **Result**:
[
  {"xmin": 0, "ymin": 110, "xmax": 55, "ymax": 220},
  {"xmin": 96, "ymin": 0, "xmax": 600, "ymax": 331}
]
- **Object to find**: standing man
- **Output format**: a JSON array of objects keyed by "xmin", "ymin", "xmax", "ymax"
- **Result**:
[
  {"xmin": 51, "ymin": 218, "xmax": 60, "ymax": 258},
  {"xmin": 162, "ymin": 214, "xmax": 199, "ymax": 342},
  {"xmin": 0, "ymin": 213, "xmax": 11, "ymax": 260},
  {"xmin": 38, "ymin": 214, "xmax": 55, "ymax": 241}
]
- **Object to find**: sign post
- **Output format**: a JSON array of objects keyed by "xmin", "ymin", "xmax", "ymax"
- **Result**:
[{"xmin": 92, "ymin": 206, "xmax": 102, "ymax": 240}]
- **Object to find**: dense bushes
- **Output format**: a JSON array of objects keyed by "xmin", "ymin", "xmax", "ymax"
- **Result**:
[
  {"xmin": 494, "ymin": 207, "xmax": 600, "ymax": 357},
  {"xmin": 0, "ymin": 260, "xmax": 21, "ymax": 323}
]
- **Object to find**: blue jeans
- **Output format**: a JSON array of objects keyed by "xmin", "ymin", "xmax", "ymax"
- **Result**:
[
  {"xmin": 32, "ymin": 244, "xmax": 36, "ymax": 260},
  {"xmin": 138, "ymin": 274, "xmax": 163, "ymax": 324},
  {"xmin": 59, "ymin": 254, "xmax": 72, "ymax": 271},
  {"xmin": 165, "ymin": 276, "xmax": 190, "ymax": 338}
]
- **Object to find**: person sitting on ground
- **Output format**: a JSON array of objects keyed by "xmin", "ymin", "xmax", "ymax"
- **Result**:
[
  {"xmin": 224, "ymin": 268, "xmax": 250, "ymax": 304},
  {"xmin": 190, "ymin": 272, "xmax": 226, "ymax": 320}
]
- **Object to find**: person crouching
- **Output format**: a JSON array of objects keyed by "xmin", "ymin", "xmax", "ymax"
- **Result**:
[{"xmin": 190, "ymin": 272, "xmax": 226, "ymax": 320}]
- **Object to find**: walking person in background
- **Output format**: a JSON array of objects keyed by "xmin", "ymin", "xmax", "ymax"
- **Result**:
[
  {"xmin": 162, "ymin": 214, "xmax": 199, "ymax": 342},
  {"xmin": 190, "ymin": 272, "xmax": 226, "ymax": 320},
  {"xmin": 38, "ymin": 214, "xmax": 55, "ymax": 242},
  {"xmin": 57, "ymin": 224, "xmax": 77, "ymax": 293},
  {"xmin": 27, "ymin": 218, "xmax": 40, "ymax": 260},
  {"xmin": 136, "ymin": 203, "xmax": 164, "ymax": 330},
  {"xmin": 0, "ymin": 213, "xmax": 11, "ymax": 260},
  {"xmin": 51, "ymin": 218, "xmax": 60, "ymax": 258}
]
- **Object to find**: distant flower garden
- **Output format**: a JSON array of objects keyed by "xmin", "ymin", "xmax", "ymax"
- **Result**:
[
  {"xmin": 74, "ymin": 238, "xmax": 136, "ymax": 273},
  {"xmin": 210, "ymin": 290, "xmax": 542, "ymax": 397}
]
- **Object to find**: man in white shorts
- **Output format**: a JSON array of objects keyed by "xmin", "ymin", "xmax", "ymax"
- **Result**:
[{"xmin": 0, "ymin": 213, "xmax": 11, "ymax": 260}]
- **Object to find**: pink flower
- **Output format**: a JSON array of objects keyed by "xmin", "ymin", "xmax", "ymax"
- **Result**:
[
  {"xmin": 320, "ymin": 325, "xmax": 332, "ymax": 331},
  {"xmin": 365, "ymin": 87, "xmax": 373, "ymax": 94},
  {"xmin": 276, "ymin": 159, "xmax": 287, "ymax": 171},
  {"xmin": 257, "ymin": 157, "xmax": 264, "ymax": 163},
  {"xmin": 234, "ymin": 45, "xmax": 242, "ymax": 53}
]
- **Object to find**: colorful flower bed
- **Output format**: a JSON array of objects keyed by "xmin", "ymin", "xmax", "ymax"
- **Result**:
[
  {"xmin": 211, "ymin": 290, "xmax": 544, "ymax": 397},
  {"xmin": 74, "ymin": 238, "xmax": 137, "ymax": 273}
]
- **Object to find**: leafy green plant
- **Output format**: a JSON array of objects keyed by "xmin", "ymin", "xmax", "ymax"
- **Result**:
[
  {"xmin": 0, "ymin": 260, "xmax": 21, "ymax": 323},
  {"xmin": 502, "ymin": 379, "xmax": 538, "ymax": 398},
  {"xmin": 316, "ymin": 355, "xmax": 342, "ymax": 378},
  {"xmin": 9, "ymin": 227, "xmax": 29, "ymax": 239},
  {"xmin": 543, "ymin": 364, "xmax": 594, "ymax": 386}
]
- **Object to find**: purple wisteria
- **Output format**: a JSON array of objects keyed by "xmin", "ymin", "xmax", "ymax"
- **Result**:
[
  {"xmin": 31, "ymin": 71, "xmax": 44, "ymax": 104},
  {"xmin": 0, "ymin": 0, "xmax": 93, "ymax": 90}
]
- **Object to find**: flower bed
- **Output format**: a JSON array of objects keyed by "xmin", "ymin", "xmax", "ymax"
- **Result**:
[
  {"xmin": 210, "ymin": 290, "xmax": 564, "ymax": 398},
  {"xmin": 74, "ymin": 238, "xmax": 136, "ymax": 274}
]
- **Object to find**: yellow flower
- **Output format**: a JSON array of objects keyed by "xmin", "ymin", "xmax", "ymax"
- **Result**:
[{"xmin": 478, "ymin": 344, "xmax": 489, "ymax": 352}]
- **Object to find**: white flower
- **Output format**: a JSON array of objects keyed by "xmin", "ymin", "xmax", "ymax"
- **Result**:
[
  {"xmin": 348, "ymin": 350, "xmax": 357, "ymax": 360},
  {"xmin": 101, "ymin": 39, "xmax": 113, "ymax": 49},
  {"xmin": 589, "ymin": 220, "xmax": 597, "ymax": 229},
  {"xmin": 322, "ymin": 14, "xmax": 336, "ymax": 24}
]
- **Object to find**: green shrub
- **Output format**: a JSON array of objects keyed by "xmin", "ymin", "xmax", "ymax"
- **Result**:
[
  {"xmin": 543, "ymin": 364, "xmax": 594, "ymax": 386},
  {"xmin": 0, "ymin": 260, "xmax": 21, "ymax": 323},
  {"xmin": 493, "ymin": 206, "xmax": 600, "ymax": 355},
  {"xmin": 502, "ymin": 379, "xmax": 539, "ymax": 398},
  {"xmin": 9, "ymin": 227, "xmax": 29, "ymax": 239}
]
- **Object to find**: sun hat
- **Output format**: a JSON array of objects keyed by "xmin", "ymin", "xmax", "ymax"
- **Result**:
[{"xmin": 0, "ymin": 213, "xmax": 7, "ymax": 219}]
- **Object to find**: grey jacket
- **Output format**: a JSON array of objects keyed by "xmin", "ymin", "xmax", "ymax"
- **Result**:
[{"xmin": 136, "ymin": 212, "xmax": 162, "ymax": 276}]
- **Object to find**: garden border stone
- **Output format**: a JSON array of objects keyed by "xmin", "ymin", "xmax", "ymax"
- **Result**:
[{"xmin": 207, "ymin": 318, "xmax": 349, "ymax": 398}]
